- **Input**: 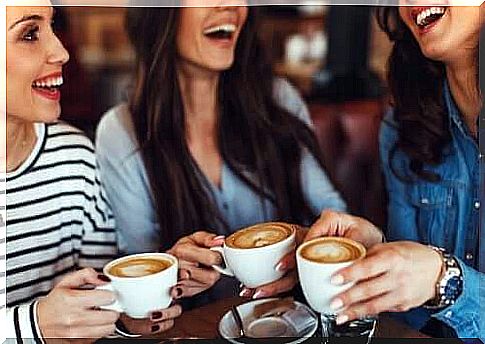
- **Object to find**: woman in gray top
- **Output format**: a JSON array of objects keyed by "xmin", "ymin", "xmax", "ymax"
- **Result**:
[{"xmin": 96, "ymin": 5, "xmax": 345, "ymax": 306}]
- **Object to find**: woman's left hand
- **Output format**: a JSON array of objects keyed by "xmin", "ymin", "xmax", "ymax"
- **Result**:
[
  {"xmin": 119, "ymin": 304, "xmax": 182, "ymax": 335},
  {"xmin": 330, "ymin": 241, "xmax": 443, "ymax": 324}
]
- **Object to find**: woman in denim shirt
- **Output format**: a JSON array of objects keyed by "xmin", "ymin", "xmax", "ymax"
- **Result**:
[{"xmin": 300, "ymin": 5, "xmax": 483, "ymax": 339}]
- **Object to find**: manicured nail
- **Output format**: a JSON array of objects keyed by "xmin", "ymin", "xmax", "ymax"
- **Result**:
[
  {"xmin": 275, "ymin": 262, "xmax": 287, "ymax": 272},
  {"xmin": 151, "ymin": 325, "xmax": 160, "ymax": 333},
  {"xmin": 98, "ymin": 274, "xmax": 111, "ymax": 282},
  {"xmin": 330, "ymin": 298, "xmax": 343, "ymax": 311},
  {"xmin": 175, "ymin": 287, "xmax": 183, "ymax": 298},
  {"xmin": 331, "ymin": 275, "xmax": 344, "ymax": 285},
  {"xmin": 213, "ymin": 235, "xmax": 225, "ymax": 241},
  {"xmin": 151, "ymin": 311, "xmax": 163, "ymax": 321},
  {"xmin": 336, "ymin": 315, "xmax": 349, "ymax": 325},
  {"xmin": 239, "ymin": 288, "xmax": 250, "ymax": 298},
  {"xmin": 252, "ymin": 290, "xmax": 266, "ymax": 299}
]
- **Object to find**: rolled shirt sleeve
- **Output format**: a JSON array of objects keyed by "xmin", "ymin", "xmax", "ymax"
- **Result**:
[{"xmin": 432, "ymin": 259, "xmax": 484, "ymax": 340}]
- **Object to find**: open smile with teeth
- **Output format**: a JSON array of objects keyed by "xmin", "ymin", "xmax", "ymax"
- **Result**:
[
  {"xmin": 414, "ymin": 7, "xmax": 447, "ymax": 29},
  {"xmin": 203, "ymin": 24, "xmax": 237, "ymax": 40},
  {"xmin": 32, "ymin": 76, "xmax": 63, "ymax": 91}
]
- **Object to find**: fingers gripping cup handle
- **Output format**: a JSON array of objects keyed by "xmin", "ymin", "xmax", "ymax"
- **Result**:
[
  {"xmin": 209, "ymin": 246, "xmax": 234, "ymax": 277},
  {"xmin": 95, "ymin": 283, "xmax": 124, "ymax": 313}
]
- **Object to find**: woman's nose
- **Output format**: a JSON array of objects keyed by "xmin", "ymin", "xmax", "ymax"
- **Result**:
[{"xmin": 47, "ymin": 33, "xmax": 70, "ymax": 66}]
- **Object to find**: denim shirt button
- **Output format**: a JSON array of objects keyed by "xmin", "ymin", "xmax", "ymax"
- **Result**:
[
  {"xmin": 466, "ymin": 253, "xmax": 474, "ymax": 260},
  {"xmin": 474, "ymin": 201, "xmax": 480, "ymax": 209},
  {"xmin": 421, "ymin": 198, "xmax": 430, "ymax": 205},
  {"xmin": 445, "ymin": 311, "xmax": 453, "ymax": 318}
]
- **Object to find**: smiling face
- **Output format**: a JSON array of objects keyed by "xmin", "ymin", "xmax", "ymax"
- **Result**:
[
  {"xmin": 176, "ymin": 5, "xmax": 248, "ymax": 75},
  {"xmin": 398, "ymin": 5, "xmax": 482, "ymax": 64},
  {"xmin": 6, "ymin": 5, "xmax": 69, "ymax": 123}
]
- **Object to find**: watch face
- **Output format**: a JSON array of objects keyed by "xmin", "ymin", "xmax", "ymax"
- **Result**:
[{"xmin": 444, "ymin": 276, "xmax": 463, "ymax": 301}]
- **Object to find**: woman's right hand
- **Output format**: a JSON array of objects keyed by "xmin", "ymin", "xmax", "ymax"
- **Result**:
[
  {"xmin": 37, "ymin": 268, "xmax": 120, "ymax": 339},
  {"xmin": 167, "ymin": 231, "xmax": 225, "ymax": 298},
  {"xmin": 305, "ymin": 210, "xmax": 385, "ymax": 248}
]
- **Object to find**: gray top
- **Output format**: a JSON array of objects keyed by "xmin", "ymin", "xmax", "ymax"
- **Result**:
[{"xmin": 96, "ymin": 79, "xmax": 346, "ymax": 255}]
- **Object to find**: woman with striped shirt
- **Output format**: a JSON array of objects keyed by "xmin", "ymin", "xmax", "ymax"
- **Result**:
[
  {"xmin": 5, "ymin": 2, "xmax": 181, "ymax": 340},
  {"xmin": 5, "ymin": 3, "xmax": 119, "ymax": 340}
]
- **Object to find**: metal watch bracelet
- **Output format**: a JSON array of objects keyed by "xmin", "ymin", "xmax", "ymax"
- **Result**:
[{"xmin": 423, "ymin": 246, "xmax": 463, "ymax": 310}]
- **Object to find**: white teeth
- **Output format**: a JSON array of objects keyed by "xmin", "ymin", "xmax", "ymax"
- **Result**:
[
  {"xmin": 203, "ymin": 24, "xmax": 236, "ymax": 35},
  {"xmin": 415, "ymin": 7, "xmax": 446, "ymax": 27},
  {"xmin": 33, "ymin": 76, "xmax": 63, "ymax": 88}
]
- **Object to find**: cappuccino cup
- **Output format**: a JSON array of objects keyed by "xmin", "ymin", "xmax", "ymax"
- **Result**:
[
  {"xmin": 210, "ymin": 222, "xmax": 296, "ymax": 288},
  {"xmin": 297, "ymin": 237, "xmax": 365, "ymax": 315},
  {"xmin": 97, "ymin": 253, "xmax": 178, "ymax": 318}
]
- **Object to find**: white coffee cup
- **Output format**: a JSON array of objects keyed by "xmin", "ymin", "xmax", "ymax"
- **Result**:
[
  {"xmin": 297, "ymin": 237, "xmax": 366, "ymax": 315},
  {"xmin": 97, "ymin": 252, "xmax": 178, "ymax": 319},
  {"xmin": 210, "ymin": 222, "xmax": 297, "ymax": 288}
]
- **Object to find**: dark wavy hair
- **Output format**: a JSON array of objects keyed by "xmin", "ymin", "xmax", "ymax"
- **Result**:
[
  {"xmin": 125, "ymin": 8, "xmax": 327, "ymax": 249},
  {"xmin": 376, "ymin": 7, "xmax": 451, "ymax": 182}
]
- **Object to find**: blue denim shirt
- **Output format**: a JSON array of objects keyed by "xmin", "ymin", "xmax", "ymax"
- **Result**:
[{"xmin": 379, "ymin": 81, "xmax": 483, "ymax": 340}]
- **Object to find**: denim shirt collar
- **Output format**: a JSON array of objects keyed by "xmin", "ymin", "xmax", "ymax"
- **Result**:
[{"xmin": 443, "ymin": 79, "xmax": 474, "ymax": 139}]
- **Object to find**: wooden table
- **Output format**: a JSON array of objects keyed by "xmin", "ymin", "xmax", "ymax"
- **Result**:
[{"xmin": 152, "ymin": 297, "xmax": 429, "ymax": 340}]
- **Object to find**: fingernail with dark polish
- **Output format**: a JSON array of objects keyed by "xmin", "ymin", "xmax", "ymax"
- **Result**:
[
  {"xmin": 175, "ymin": 287, "xmax": 183, "ymax": 298},
  {"xmin": 151, "ymin": 325, "xmax": 160, "ymax": 333},
  {"xmin": 151, "ymin": 311, "xmax": 163, "ymax": 320},
  {"xmin": 98, "ymin": 274, "xmax": 111, "ymax": 282}
]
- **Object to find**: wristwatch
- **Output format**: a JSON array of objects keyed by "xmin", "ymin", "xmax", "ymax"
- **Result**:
[{"xmin": 424, "ymin": 246, "xmax": 463, "ymax": 310}]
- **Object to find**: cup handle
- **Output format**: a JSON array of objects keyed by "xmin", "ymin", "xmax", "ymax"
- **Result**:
[
  {"xmin": 209, "ymin": 246, "xmax": 234, "ymax": 277},
  {"xmin": 95, "ymin": 283, "xmax": 124, "ymax": 313}
]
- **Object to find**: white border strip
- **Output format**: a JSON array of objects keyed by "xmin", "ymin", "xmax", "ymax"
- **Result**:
[{"xmin": 0, "ymin": 2, "xmax": 6, "ymax": 343}]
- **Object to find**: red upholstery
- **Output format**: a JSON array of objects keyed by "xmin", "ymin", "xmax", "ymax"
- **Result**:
[{"xmin": 309, "ymin": 100, "xmax": 387, "ymax": 227}]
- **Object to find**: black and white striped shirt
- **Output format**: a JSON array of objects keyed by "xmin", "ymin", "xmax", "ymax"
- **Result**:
[{"xmin": 6, "ymin": 122, "xmax": 118, "ymax": 341}]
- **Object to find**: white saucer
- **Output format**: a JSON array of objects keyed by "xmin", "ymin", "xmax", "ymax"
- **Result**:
[{"xmin": 219, "ymin": 298, "xmax": 318, "ymax": 344}]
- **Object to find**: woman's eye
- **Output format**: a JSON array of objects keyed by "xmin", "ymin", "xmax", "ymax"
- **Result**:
[{"xmin": 22, "ymin": 26, "xmax": 40, "ymax": 42}]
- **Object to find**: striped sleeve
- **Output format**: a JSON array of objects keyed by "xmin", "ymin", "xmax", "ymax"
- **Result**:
[
  {"xmin": 78, "ymin": 158, "xmax": 118, "ymax": 270},
  {"xmin": 6, "ymin": 301, "xmax": 43, "ymax": 343}
]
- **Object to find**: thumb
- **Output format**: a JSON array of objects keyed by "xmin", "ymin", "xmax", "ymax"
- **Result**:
[
  {"xmin": 304, "ymin": 211, "xmax": 341, "ymax": 242},
  {"xmin": 56, "ymin": 268, "xmax": 107, "ymax": 288}
]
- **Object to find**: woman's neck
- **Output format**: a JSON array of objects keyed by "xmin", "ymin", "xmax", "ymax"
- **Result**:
[
  {"xmin": 445, "ymin": 55, "xmax": 481, "ymax": 138},
  {"xmin": 5, "ymin": 116, "xmax": 37, "ymax": 173},
  {"xmin": 177, "ymin": 64, "xmax": 220, "ymax": 139}
]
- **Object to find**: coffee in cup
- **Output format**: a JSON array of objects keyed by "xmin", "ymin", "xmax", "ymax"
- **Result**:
[
  {"xmin": 108, "ymin": 257, "xmax": 173, "ymax": 278},
  {"xmin": 299, "ymin": 237, "xmax": 364, "ymax": 264},
  {"xmin": 211, "ymin": 222, "xmax": 297, "ymax": 288},
  {"xmin": 225, "ymin": 222, "xmax": 293, "ymax": 249}
]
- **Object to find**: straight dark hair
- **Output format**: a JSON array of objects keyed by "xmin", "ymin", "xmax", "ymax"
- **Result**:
[
  {"xmin": 125, "ymin": 8, "xmax": 327, "ymax": 249},
  {"xmin": 376, "ymin": 7, "xmax": 451, "ymax": 182}
]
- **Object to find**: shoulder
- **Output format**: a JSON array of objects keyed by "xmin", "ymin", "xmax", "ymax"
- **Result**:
[
  {"xmin": 96, "ymin": 103, "xmax": 139, "ymax": 160},
  {"xmin": 43, "ymin": 122, "xmax": 96, "ymax": 167},
  {"xmin": 46, "ymin": 121, "xmax": 94, "ymax": 151},
  {"xmin": 272, "ymin": 78, "xmax": 311, "ymax": 126}
]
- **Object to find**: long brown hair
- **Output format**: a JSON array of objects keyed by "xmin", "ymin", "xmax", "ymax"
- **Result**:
[
  {"xmin": 376, "ymin": 7, "xmax": 451, "ymax": 182},
  {"xmin": 125, "ymin": 8, "xmax": 327, "ymax": 249}
]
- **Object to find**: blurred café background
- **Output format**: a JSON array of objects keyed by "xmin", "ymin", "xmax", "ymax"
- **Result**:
[{"xmin": 55, "ymin": 5, "xmax": 393, "ymax": 228}]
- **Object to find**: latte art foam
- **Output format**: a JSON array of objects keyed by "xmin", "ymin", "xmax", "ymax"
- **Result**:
[
  {"xmin": 108, "ymin": 258, "xmax": 172, "ymax": 278},
  {"xmin": 300, "ymin": 238, "xmax": 365, "ymax": 263},
  {"xmin": 226, "ymin": 223, "xmax": 294, "ymax": 249}
]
